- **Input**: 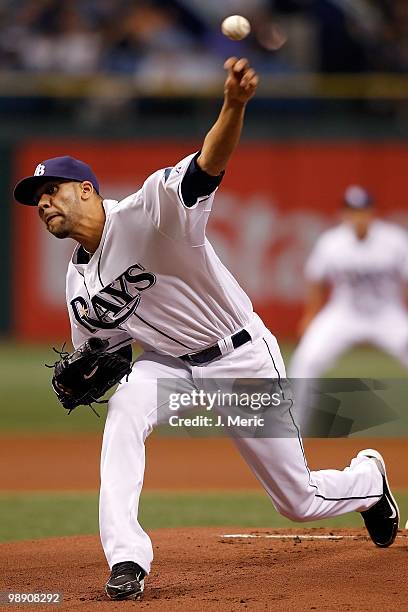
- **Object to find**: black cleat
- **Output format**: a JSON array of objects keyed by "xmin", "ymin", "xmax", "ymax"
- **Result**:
[
  {"xmin": 105, "ymin": 561, "xmax": 146, "ymax": 600},
  {"xmin": 359, "ymin": 449, "xmax": 399, "ymax": 547}
]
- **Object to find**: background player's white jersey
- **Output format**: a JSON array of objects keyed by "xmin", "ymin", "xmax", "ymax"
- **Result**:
[
  {"xmin": 305, "ymin": 220, "xmax": 408, "ymax": 313},
  {"xmin": 66, "ymin": 153, "xmax": 253, "ymax": 355}
]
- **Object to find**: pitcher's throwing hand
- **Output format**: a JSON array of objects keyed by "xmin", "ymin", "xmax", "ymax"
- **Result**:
[{"xmin": 223, "ymin": 57, "xmax": 259, "ymax": 105}]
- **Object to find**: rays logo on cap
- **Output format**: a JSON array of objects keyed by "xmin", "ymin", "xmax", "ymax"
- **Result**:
[{"xmin": 34, "ymin": 163, "xmax": 45, "ymax": 176}]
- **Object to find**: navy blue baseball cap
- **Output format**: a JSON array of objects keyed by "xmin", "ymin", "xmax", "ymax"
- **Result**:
[
  {"xmin": 343, "ymin": 185, "xmax": 374, "ymax": 209},
  {"xmin": 14, "ymin": 155, "xmax": 100, "ymax": 206}
]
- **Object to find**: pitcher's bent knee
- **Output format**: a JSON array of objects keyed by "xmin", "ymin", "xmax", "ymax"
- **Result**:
[
  {"xmin": 272, "ymin": 486, "xmax": 318, "ymax": 522},
  {"xmin": 276, "ymin": 504, "xmax": 312, "ymax": 522}
]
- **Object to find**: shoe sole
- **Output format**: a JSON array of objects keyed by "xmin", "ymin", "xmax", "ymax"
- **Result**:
[
  {"xmin": 358, "ymin": 448, "xmax": 400, "ymax": 546},
  {"xmin": 105, "ymin": 578, "xmax": 144, "ymax": 600},
  {"xmin": 105, "ymin": 590, "xmax": 143, "ymax": 601}
]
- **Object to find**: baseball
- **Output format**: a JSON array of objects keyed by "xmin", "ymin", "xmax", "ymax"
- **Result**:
[{"xmin": 221, "ymin": 15, "xmax": 251, "ymax": 41}]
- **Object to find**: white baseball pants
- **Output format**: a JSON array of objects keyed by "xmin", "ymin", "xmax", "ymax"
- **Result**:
[
  {"xmin": 99, "ymin": 313, "xmax": 383, "ymax": 573},
  {"xmin": 290, "ymin": 303, "xmax": 408, "ymax": 378}
]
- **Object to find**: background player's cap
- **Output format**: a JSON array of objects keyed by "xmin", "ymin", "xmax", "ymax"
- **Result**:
[
  {"xmin": 343, "ymin": 185, "xmax": 374, "ymax": 209},
  {"xmin": 13, "ymin": 155, "xmax": 100, "ymax": 206}
]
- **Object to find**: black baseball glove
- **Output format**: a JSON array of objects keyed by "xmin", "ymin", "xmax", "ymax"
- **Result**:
[{"xmin": 49, "ymin": 337, "xmax": 132, "ymax": 414}]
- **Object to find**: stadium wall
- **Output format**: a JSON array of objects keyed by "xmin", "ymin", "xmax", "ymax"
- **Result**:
[{"xmin": 11, "ymin": 139, "xmax": 408, "ymax": 342}]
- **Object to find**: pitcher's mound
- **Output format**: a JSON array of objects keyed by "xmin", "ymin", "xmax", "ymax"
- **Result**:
[{"xmin": 1, "ymin": 528, "xmax": 407, "ymax": 610}]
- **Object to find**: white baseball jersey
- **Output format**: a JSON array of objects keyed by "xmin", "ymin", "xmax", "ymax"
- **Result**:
[
  {"xmin": 305, "ymin": 220, "xmax": 408, "ymax": 313},
  {"xmin": 290, "ymin": 219, "xmax": 408, "ymax": 378},
  {"xmin": 66, "ymin": 152, "xmax": 253, "ymax": 355}
]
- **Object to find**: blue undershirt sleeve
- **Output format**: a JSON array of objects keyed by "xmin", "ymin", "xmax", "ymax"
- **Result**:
[{"xmin": 181, "ymin": 152, "xmax": 224, "ymax": 208}]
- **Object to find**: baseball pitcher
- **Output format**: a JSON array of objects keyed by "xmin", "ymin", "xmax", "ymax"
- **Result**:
[{"xmin": 14, "ymin": 60, "xmax": 399, "ymax": 601}]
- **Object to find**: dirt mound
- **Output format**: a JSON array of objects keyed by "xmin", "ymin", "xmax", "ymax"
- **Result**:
[{"xmin": 1, "ymin": 528, "xmax": 407, "ymax": 611}]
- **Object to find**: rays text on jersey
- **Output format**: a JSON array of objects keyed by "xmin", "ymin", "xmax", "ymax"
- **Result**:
[{"xmin": 71, "ymin": 263, "xmax": 156, "ymax": 332}]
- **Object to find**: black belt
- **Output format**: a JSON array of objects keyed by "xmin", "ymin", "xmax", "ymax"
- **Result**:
[{"xmin": 180, "ymin": 329, "xmax": 251, "ymax": 366}]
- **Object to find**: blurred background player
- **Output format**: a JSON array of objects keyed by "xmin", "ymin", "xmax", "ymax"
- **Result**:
[{"xmin": 289, "ymin": 185, "xmax": 408, "ymax": 379}]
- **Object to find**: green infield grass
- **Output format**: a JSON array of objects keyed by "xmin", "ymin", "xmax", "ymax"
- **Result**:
[
  {"xmin": 0, "ymin": 343, "xmax": 106, "ymax": 433},
  {"xmin": 0, "ymin": 342, "xmax": 407, "ymax": 434},
  {"xmin": 0, "ymin": 490, "xmax": 407, "ymax": 543}
]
